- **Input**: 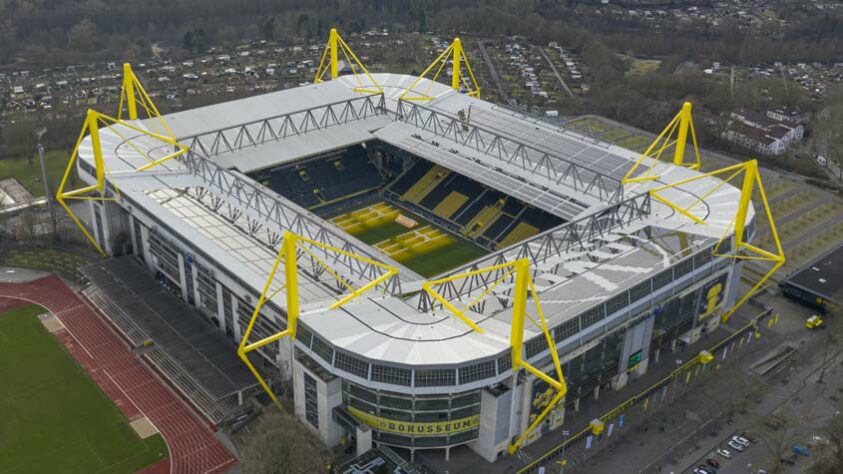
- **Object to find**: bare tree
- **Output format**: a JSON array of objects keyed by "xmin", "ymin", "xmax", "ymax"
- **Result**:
[
  {"xmin": 752, "ymin": 405, "xmax": 798, "ymax": 474},
  {"xmin": 810, "ymin": 408, "xmax": 843, "ymax": 474},
  {"xmin": 239, "ymin": 411, "xmax": 331, "ymax": 474},
  {"xmin": 15, "ymin": 210, "xmax": 42, "ymax": 241}
]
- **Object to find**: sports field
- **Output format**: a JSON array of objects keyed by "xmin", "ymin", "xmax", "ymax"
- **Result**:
[
  {"xmin": 0, "ymin": 305, "xmax": 168, "ymax": 474},
  {"xmin": 333, "ymin": 202, "xmax": 486, "ymax": 277}
]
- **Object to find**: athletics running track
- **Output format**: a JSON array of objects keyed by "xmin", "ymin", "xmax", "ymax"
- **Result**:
[{"xmin": 0, "ymin": 275, "xmax": 236, "ymax": 474}]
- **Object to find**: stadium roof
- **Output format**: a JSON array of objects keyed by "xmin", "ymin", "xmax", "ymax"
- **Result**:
[
  {"xmin": 80, "ymin": 73, "xmax": 753, "ymax": 377},
  {"xmin": 781, "ymin": 242, "xmax": 843, "ymax": 304}
]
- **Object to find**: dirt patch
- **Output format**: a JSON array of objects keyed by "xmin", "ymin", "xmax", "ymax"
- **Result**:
[
  {"xmin": 39, "ymin": 313, "xmax": 65, "ymax": 333},
  {"xmin": 130, "ymin": 417, "xmax": 159, "ymax": 439}
]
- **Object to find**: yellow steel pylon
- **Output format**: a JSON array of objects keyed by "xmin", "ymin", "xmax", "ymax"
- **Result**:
[
  {"xmin": 648, "ymin": 159, "xmax": 785, "ymax": 323},
  {"xmin": 623, "ymin": 101, "xmax": 701, "ymax": 184},
  {"xmin": 118, "ymin": 63, "xmax": 175, "ymax": 139},
  {"xmin": 314, "ymin": 28, "xmax": 382, "ymax": 94},
  {"xmin": 56, "ymin": 109, "xmax": 189, "ymax": 255},
  {"xmin": 399, "ymin": 38, "xmax": 480, "ymax": 101},
  {"xmin": 423, "ymin": 258, "xmax": 566, "ymax": 453},
  {"xmin": 237, "ymin": 232, "xmax": 397, "ymax": 412}
]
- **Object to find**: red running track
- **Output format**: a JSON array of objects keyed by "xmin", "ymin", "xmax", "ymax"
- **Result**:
[{"xmin": 0, "ymin": 275, "xmax": 236, "ymax": 474}]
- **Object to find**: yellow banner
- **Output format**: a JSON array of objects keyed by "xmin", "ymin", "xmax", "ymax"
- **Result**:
[{"xmin": 347, "ymin": 406, "xmax": 479, "ymax": 436}]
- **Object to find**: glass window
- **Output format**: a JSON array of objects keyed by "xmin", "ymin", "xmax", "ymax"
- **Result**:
[
  {"xmin": 348, "ymin": 383, "xmax": 377, "ymax": 403},
  {"xmin": 525, "ymin": 337, "xmax": 546, "ymax": 359},
  {"xmin": 379, "ymin": 407, "xmax": 412, "ymax": 422},
  {"xmin": 451, "ymin": 406, "xmax": 479, "ymax": 420},
  {"xmin": 629, "ymin": 280, "xmax": 651, "ymax": 302},
  {"xmin": 414, "ymin": 397, "xmax": 449, "ymax": 411},
  {"xmin": 415, "ymin": 368, "xmax": 456, "ymax": 387},
  {"xmin": 304, "ymin": 372, "xmax": 318, "ymax": 429},
  {"xmin": 459, "ymin": 360, "xmax": 496, "ymax": 384},
  {"xmin": 554, "ymin": 318, "xmax": 579, "ymax": 342},
  {"xmin": 379, "ymin": 394, "xmax": 413, "ymax": 410},
  {"xmin": 371, "ymin": 365, "xmax": 412, "ymax": 386},
  {"xmin": 653, "ymin": 268, "xmax": 673, "ymax": 290},
  {"xmin": 497, "ymin": 352, "xmax": 512, "ymax": 374},
  {"xmin": 334, "ymin": 351, "xmax": 369, "ymax": 379},
  {"xmin": 580, "ymin": 305, "xmax": 605, "ymax": 328},
  {"xmin": 694, "ymin": 247, "xmax": 713, "ymax": 268},
  {"xmin": 451, "ymin": 392, "xmax": 480, "ymax": 408},
  {"xmin": 606, "ymin": 292, "xmax": 629, "ymax": 315},
  {"xmin": 311, "ymin": 336, "xmax": 334, "ymax": 364},
  {"xmin": 449, "ymin": 429, "xmax": 479, "ymax": 444},
  {"xmin": 674, "ymin": 258, "xmax": 694, "ymax": 279}
]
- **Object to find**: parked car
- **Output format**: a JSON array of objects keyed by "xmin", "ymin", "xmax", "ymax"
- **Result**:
[
  {"xmin": 727, "ymin": 440, "xmax": 745, "ymax": 451},
  {"xmin": 697, "ymin": 465, "xmax": 716, "ymax": 474},
  {"xmin": 716, "ymin": 448, "xmax": 732, "ymax": 458},
  {"xmin": 706, "ymin": 458, "xmax": 721, "ymax": 468},
  {"xmin": 780, "ymin": 457, "xmax": 796, "ymax": 465},
  {"xmin": 732, "ymin": 435, "xmax": 751, "ymax": 447},
  {"xmin": 792, "ymin": 444, "xmax": 811, "ymax": 456}
]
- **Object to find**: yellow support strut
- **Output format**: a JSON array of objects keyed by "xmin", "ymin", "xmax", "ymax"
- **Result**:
[
  {"xmin": 648, "ymin": 159, "xmax": 785, "ymax": 323},
  {"xmin": 56, "ymin": 108, "xmax": 190, "ymax": 255},
  {"xmin": 314, "ymin": 28, "xmax": 383, "ymax": 94},
  {"xmin": 56, "ymin": 109, "xmax": 120, "ymax": 255},
  {"xmin": 423, "ymin": 258, "xmax": 566, "ymax": 453},
  {"xmin": 623, "ymin": 101, "xmax": 701, "ymax": 184},
  {"xmin": 399, "ymin": 37, "xmax": 480, "ymax": 101},
  {"xmin": 118, "ymin": 63, "xmax": 175, "ymax": 139},
  {"xmin": 237, "ymin": 232, "xmax": 397, "ymax": 412}
]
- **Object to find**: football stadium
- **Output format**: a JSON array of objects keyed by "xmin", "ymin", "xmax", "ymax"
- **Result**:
[{"xmin": 59, "ymin": 30, "xmax": 784, "ymax": 462}]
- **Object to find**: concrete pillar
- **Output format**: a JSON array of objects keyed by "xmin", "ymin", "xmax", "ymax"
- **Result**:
[
  {"xmin": 356, "ymin": 425, "xmax": 372, "ymax": 457},
  {"xmin": 178, "ymin": 256, "xmax": 188, "ymax": 302},
  {"xmin": 216, "ymin": 282, "xmax": 225, "ymax": 332},
  {"xmin": 671, "ymin": 339, "xmax": 677, "ymax": 353},
  {"xmin": 128, "ymin": 215, "xmax": 137, "ymax": 254},
  {"xmin": 594, "ymin": 386, "xmax": 600, "ymax": 401},
  {"xmin": 232, "ymin": 296, "xmax": 241, "ymax": 340},
  {"xmin": 445, "ymin": 446, "xmax": 451, "ymax": 461},
  {"xmin": 191, "ymin": 263, "xmax": 200, "ymax": 307},
  {"xmin": 140, "ymin": 226, "xmax": 154, "ymax": 272},
  {"xmin": 654, "ymin": 348, "xmax": 661, "ymax": 363},
  {"xmin": 574, "ymin": 397, "xmax": 580, "ymax": 412}
]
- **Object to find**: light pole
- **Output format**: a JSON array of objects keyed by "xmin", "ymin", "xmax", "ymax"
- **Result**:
[{"xmin": 36, "ymin": 140, "xmax": 56, "ymax": 233}]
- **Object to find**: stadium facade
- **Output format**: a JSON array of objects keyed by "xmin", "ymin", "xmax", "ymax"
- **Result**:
[{"xmin": 68, "ymin": 65, "xmax": 759, "ymax": 462}]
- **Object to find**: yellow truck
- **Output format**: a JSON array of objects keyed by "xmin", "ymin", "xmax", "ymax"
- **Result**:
[{"xmin": 805, "ymin": 315, "xmax": 825, "ymax": 330}]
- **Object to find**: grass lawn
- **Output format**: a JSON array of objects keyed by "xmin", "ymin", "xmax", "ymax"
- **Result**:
[
  {"xmin": 351, "ymin": 221, "xmax": 410, "ymax": 245},
  {"xmin": 402, "ymin": 238, "xmax": 487, "ymax": 277},
  {"xmin": 0, "ymin": 305, "xmax": 168, "ymax": 474},
  {"xmin": 0, "ymin": 150, "xmax": 73, "ymax": 198},
  {"xmin": 336, "ymin": 202, "xmax": 489, "ymax": 277},
  {"xmin": 3, "ymin": 248, "xmax": 95, "ymax": 282}
]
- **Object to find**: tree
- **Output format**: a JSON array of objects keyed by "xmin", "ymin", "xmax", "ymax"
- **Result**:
[
  {"xmin": 263, "ymin": 17, "xmax": 277, "ymax": 41},
  {"xmin": 182, "ymin": 30, "xmax": 194, "ymax": 50},
  {"xmin": 239, "ymin": 411, "xmax": 331, "ymax": 474},
  {"xmin": 67, "ymin": 18, "xmax": 97, "ymax": 52}
]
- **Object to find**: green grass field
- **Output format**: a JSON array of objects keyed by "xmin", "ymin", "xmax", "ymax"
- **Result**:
[
  {"xmin": 0, "ymin": 150, "xmax": 73, "ymax": 198},
  {"xmin": 0, "ymin": 305, "xmax": 168, "ymax": 474},
  {"xmin": 402, "ymin": 239, "xmax": 487, "ymax": 277},
  {"xmin": 2, "ymin": 248, "xmax": 96, "ymax": 282},
  {"xmin": 335, "ymin": 202, "xmax": 489, "ymax": 277}
]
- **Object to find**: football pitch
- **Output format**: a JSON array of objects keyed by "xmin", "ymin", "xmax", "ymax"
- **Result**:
[
  {"xmin": 0, "ymin": 305, "xmax": 168, "ymax": 474},
  {"xmin": 333, "ymin": 202, "xmax": 487, "ymax": 277}
]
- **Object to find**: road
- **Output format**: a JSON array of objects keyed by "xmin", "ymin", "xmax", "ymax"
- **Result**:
[
  {"xmin": 536, "ymin": 46, "xmax": 574, "ymax": 99},
  {"xmin": 476, "ymin": 40, "xmax": 509, "ymax": 102}
]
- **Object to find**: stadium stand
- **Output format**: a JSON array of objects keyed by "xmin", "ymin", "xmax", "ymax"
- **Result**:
[
  {"xmin": 81, "ymin": 258, "xmax": 258, "ymax": 423},
  {"xmin": 251, "ymin": 145, "xmax": 383, "ymax": 215},
  {"xmin": 381, "ymin": 157, "xmax": 563, "ymax": 250}
]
